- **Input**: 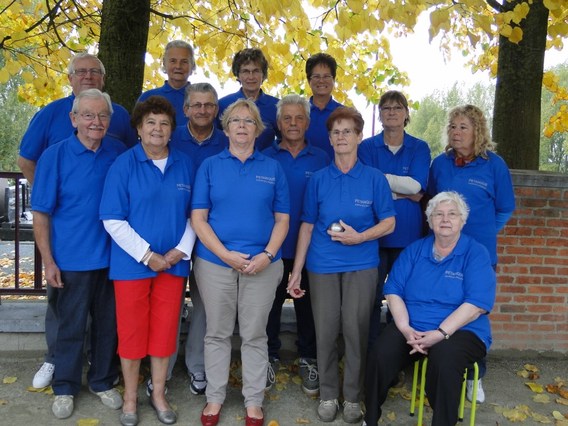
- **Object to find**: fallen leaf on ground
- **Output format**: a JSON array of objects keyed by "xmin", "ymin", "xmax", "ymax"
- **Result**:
[
  {"xmin": 525, "ymin": 364, "xmax": 540, "ymax": 372},
  {"xmin": 295, "ymin": 418, "xmax": 311, "ymax": 424},
  {"xmin": 556, "ymin": 398, "xmax": 568, "ymax": 406},
  {"xmin": 534, "ymin": 394, "xmax": 552, "ymax": 403},
  {"xmin": 386, "ymin": 411, "xmax": 396, "ymax": 421},
  {"xmin": 531, "ymin": 411, "xmax": 553, "ymax": 423},
  {"xmin": 552, "ymin": 411, "xmax": 568, "ymax": 420},
  {"xmin": 502, "ymin": 407, "xmax": 529, "ymax": 422},
  {"xmin": 267, "ymin": 420, "xmax": 279, "ymax": 426},
  {"xmin": 0, "ymin": 399, "xmax": 8, "ymax": 405},
  {"xmin": 527, "ymin": 382, "xmax": 545, "ymax": 393},
  {"xmin": 77, "ymin": 419, "xmax": 99, "ymax": 426},
  {"xmin": 2, "ymin": 376, "xmax": 17, "ymax": 384}
]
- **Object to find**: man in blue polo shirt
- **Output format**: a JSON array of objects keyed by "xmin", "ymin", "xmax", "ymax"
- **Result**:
[
  {"xmin": 137, "ymin": 40, "xmax": 195, "ymax": 125},
  {"xmin": 218, "ymin": 48, "xmax": 279, "ymax": 150},
  {"xmin": 166, "ymin": 82, "xmax": 228, "ymax": 397},
  {"xmin": 262, "ymin": 94, "xmax": 330, "ymax": 397},
  {"xmin": 18, "ymin": 52, "xmax": 136, "ymax": 391},
  {"xmin": 304, "ymin": 53, "xmax": 344, "ymax": 158},
  {"xmin": 32, "ymin": 89, "xmax": 125, "ymax": 419}
]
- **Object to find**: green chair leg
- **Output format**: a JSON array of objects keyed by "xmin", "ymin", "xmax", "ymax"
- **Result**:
[
  {"xmin": 410, "ymin": 360, "xmax": 420, "ymax": 416},
  {"xmin": 417, "ymin": 357, "xmax": 428, "ymax": 426}
]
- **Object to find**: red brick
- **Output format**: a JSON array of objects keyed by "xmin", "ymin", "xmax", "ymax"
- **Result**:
[
  {"xmin": 536, "ymin": 188, "xmax": 562, "ymax": 198},
  {"xmin": 530, "ymin": 266, "xmax": 556, "ymax": 275},
  {"xmin": 503, "ymin": 323, "xmax": 529, "ymax": 331},
  {"xmin": 499, "ymin": 284, "xmax": 527, "ymax": 293},
  {"xmin": 499, "ymin": 236, "xmax": 521, "ymax": 246},
  {"xmin": 521, "ymin": 199, "xmax": 547, "ymax": 208},
  {"xmin": 534, "ymin": 209, "xmax": 561, "ymax": 218},
  {"xmin": 512, "ymin": 295, "xmax": 539, "ymax": 303},
  {"xmin": 540, "ymin": 296, "xmax": 567, "ymax": 304},
  {"xmin": 518, "ymin": 218, "xmax": 547, "ymax": 227},
  {"xmin": 503, "ymin": 246, "xmax": 530, "ymax": 255},
  {"xmin": 543, "ymin": 257, "xmax": 568, "ymax": 266},
  {"xmin": 515, "ymin": 187, "xmax": 536, "ymax": 197},
  {"xmin": 543, "ymin": 276, "xmax": 567, "ymax": 285},
  {"xmin": 545, "ymin": 238, "xmax": 568, "ymax": 247},
  {"xmin": 540, "ymin": 314, "xmax": 566, "ymax": 322},
  {"xmin": 507, "ymin": 227, "xmax": 534, "ymax": 236},
  {"xmin": 501, "ymin": 265, "xmax": 530, "ymax": 274},
  {"xmin": 513, "ymin": 314, "xmax": 539, "ymax": 322},
  {"xmin": 495, "ymin": 295, "xmax": 512, "ymax": 303},
  {"xmin": 529, "ymin": 324, "xmax": 555, "ymax": 332},
  {"xmin": 497, "ymin": 274, "xmax": 514, "ymax": 284},
  {"xmin": 528, "ymin": 285, "xmax": 554, "ymax": 294},
  {"xmin": 489, "ymin": 313, "xmax": 512, "ymax": 322},
  {"xmin": 557, "ymin": 267, "xmax": 568, "ymax": 275},
  {"xmin": 533, "ymin": 247, "xmax": 559, "ymax": 256},
  {"xmin": 500, "ymin": 304, "xmax": 527, "ymax": 313},
  {"xmin": 517, "ymin": 256, "xmax": 544, "ymax": 265},
  {"xmin": 534, "ymin": 228, "xmax": 561, "ymax": 237},
  {"xmin": 547, "ymin": 218, "xmax": 568, "ymax": 228},
  {"xmin": 515, "ymin": 276, "xmax": 542, "ymax": 285},
  {"xmin": 527, "ymin": 305, "xmax": 552, "ymax": 313}
]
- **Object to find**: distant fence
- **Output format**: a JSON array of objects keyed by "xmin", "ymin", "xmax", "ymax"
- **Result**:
[{"xmin": 0, "ymin": 171, "xmax": 43, "ymax": 296}]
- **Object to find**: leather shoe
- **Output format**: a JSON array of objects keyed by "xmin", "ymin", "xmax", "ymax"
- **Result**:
[
  {"xmin": 119, "ymin": 411, "xmax": 139, "ymax": 426},
  {"xmin": 201, "ymin": 404, "xmax": 221, "ymax": 426},
  {"xmin": 149, "ymin": 395, "xmax": 177, "ymax": 424}
]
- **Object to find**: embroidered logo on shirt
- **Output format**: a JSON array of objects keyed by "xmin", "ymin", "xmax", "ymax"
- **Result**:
[
  {"xmin": 177, "ymin": 183, "xmax": 192, "ymax": 192},
  {"xmin": 354, "ymin": 198, "xmax": 372, "ymax": 208},
  {"xmin": 444, "ymin": 270, "xmax": 464, "ymax": 280},
  {"xmin": 304, "ymin": 171, "xmax": 314, "ymax": 179},
  {"xmin": 468, "ymin": 178, "xmax": 488, "ymax": 190},
  {"xmin": 256, "ymin": 175, "xmax": 276, "ymax": 185}
]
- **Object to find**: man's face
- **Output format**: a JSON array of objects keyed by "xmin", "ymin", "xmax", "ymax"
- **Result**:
[
  {"xmin": 278, "ymin": 104, "xmax": 309, "ymax": 144},
  {"xmin": 68, "ymin": 58, "xmax": 105, "ymax": 95},
  {"xmin": 70, "ymin": 97, "xmax": 110, "ymax": 145},
  {"xmin": 184, "ymin": 92, "xmax": 218, "ymax": 130},
  {"xmin": 164, "ymin": 47, "xmax": 193, "ymax": 89}
]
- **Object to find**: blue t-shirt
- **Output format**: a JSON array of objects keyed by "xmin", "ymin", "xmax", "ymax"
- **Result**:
[
  {"xmin": 99, "ymin": 144, "xmax": 195, "ymax": 279},
  {"xmin": 192, "ymin": 148, "xmax": 290, "ymax": 268},
  {"xmin": 301, "ymin": 161, "xmax": 396, "ymax": 273},
  {"xmin": 262, "ymin": 141, "xmax": 330, "ymax": 258},
  {"xmin": 384, "ymin": 234, "xmax": 496, "ymax": 350},
  {"xmin": 20, "ymin": 94, "xmax": 137, "ymax": 162},
  {"xmin": 32, "ymin": 134, "xmax": 126, "ymax": 271},
  {"xmin": 218, "ymin": 89, "xmax": 280, "ymax": 151},
  {"xmin": 428, "ymin": 150, "xmax": 515, "ymax": 265},
  {"xmin": 305, "ymin": 96, "xmax": 343, "ymax": 158},
  {"xmin": 170, "ymin": 125, "xmax": 228, "ymax": 169},
  {"xmin": 138, "ymin": 81, "xmax": 189, "ymax": 126},
  {"xmin": 359, "ymin": 131, "xmax": 431, "ymax": 248}
]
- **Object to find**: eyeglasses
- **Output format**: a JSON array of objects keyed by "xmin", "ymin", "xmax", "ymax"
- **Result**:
[
  {"xmin": 239, "ymin": 68, "xmax": 263, "ymax": 77},
  {"xmin": 228, "ymin": 117, "xmax": 257, "ymax": 126},
  {"xmin": 188, "ymin": 103, "xmax": 217, "ymax": 110},
  {"xmin": 431, "ymin": 211, "xmax": 462, "ymax": 221},
  {"xmin": 380, "ymin": 105, "xmax": 405, "ymax": 113},
  {"xmin": 310, "ymin": 74, "xmax": 334, "ymax": 82},
  {"xmin": 330, "ymin": 129, "xmax": 356, "ymax": 138},
  {"xmin": 76, "ymin": 112, "xmax": 111, "ymax": 121},
  {"xmin": 72, "ymin": 68, "xmax": 104, "ymax": 77}
]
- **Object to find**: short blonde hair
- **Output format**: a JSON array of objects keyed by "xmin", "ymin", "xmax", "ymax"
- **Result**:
[{"xmin": 220, "ymin": 99, "xmax": 265, "ymax": 138}]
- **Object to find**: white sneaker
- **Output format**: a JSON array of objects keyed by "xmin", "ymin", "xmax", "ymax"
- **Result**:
[
  {"xmin": 466, "ymin": 378, "xmax": 485, "ymax": 403},
  {"xmin": 89, "ymin": 387, "xmax": 123, "ymax": 409},
  {"xmin": 33, "ymin": 362, "xmax": 55, "ymax": 388},
  {"xmin": 52, "ymin": 395, "xmax": 74, "ymax": 419}
]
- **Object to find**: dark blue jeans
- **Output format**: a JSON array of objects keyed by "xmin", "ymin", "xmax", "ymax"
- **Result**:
[
  {"xmin": 52, "ymin": 269, "xmax": 118, "ymax": 396},
  {"xmin": 266, "ymin": 259, "xmax": 316, "ymax": 360}
]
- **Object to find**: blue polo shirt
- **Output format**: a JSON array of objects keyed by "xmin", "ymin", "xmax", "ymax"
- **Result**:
[
  {"xmin": 31, "ymin": 134, "xmax": 126, "ymax": 271},
  {"xmin": 218, "ymin": 89, "xmax": 280, "ymax": 150},
  {"xmin": 262, "ymin": 141, "xmax": 330, "ymax": 258},
  {"xmin": 19, "ymin": 95, "xmax": 137, "ymax": 162},
  {"xmin": 359, "ymin": 131, "xmax": 431, "ymax": 248},
  {"xmin": 428, "ymin": 151, "xmax": 515, "ymax": 265},
  {"xmin": 138, "ymin": 81, "xmax": 189, "ymax": 126},
  {"xmin": 100, "ymin": 143, "xmax": 195, "ymax": 279},
  {"xmin": 384, "ymin": 234, "xmax": 496, "ymax": 349},
  {"xmin": 192, "ymin": 148, "xmax": 290, "ymax": 268},
  {"xmin": 305, "ymin": 96, "xmax": 343, "ymax": 158},
  {"xmin": 301, "ymin": 160, "xmax": 395, "ymax": 273},
  {"xmin": 170, "ymin": 125, "xmax": 228, "ymax": 169}
]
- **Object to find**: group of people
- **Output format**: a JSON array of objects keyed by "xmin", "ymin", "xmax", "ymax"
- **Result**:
[{"xmin": 19, "ymin": 40, "xmax": 515, "ymax": 426}]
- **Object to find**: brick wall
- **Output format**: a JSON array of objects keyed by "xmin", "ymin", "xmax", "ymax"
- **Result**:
[{"xmin": 492, "ymin": 170, "xmax": 568, "ymax": 353}]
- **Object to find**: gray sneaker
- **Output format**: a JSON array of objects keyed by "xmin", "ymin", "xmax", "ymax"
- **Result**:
[
  {"xmin": 317, "ymin": 399, "xmax": 339, "ymax": 422},
  {"xmin": 52, "ymin": 395, "xmax": 74, "ymax": 419},
  {"xmin": 265, "ymin": 357, "xmax": 278, "ymax": 391},
  {"xmin": 299, "ymin": 357, "xmax": 319, "ymax": 396},
  {"xmin": 89, "ymin": 387, "xmax": 123, "ymax": 409},
  {"xmin": 342, "ymin": 400, "xmax": 363, "ymax": 424}
]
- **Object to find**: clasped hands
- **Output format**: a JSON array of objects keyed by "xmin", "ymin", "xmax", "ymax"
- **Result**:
[{"xmin": 401, "ymin": 326, "xmax": 446, "ymax": 355}]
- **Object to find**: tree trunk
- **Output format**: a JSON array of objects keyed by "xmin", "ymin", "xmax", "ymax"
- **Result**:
[
  {"xmin": 98, "ymin": 0, "xmax": 151, "ymax": 113},
  {"xmin": 492, "ymin": 0, "xmax": 549, "ymax": 170}
]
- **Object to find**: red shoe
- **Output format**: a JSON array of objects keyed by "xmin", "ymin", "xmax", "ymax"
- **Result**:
[
  {"xmin": 245, "ymin": 411, "xmax": 264, "ymax": 426},
  {"xmin": 200, "ymin": 404, "xmax": 221, "ymax": 426}
]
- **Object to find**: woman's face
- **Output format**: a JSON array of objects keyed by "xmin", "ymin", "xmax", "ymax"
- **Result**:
[
  {"xmin": 429, "ymin": 201, "xmax": 464, "ymax": 239},
  {"xmin": 137, "ymin": 112, "xmax": 173, "ymax": 151},
  {"xmin": 449, "ymin": 114, "xmax": 475, "ymax": 158},
  {"xmin": 224, "ymin": 106, "xmax": 258, "ymax": 148},
  {"xmin": 379, "ymin": 101, "xmax": 408, "ymax": 130},
  {"xmin": 329, "ymin": 118, "xmax": 362, "ymax": 156}
]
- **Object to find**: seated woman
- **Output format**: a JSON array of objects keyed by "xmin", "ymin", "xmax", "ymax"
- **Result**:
[{"xmin": 364, "ymin": 191, "xmax": 496, "ymax": 426}]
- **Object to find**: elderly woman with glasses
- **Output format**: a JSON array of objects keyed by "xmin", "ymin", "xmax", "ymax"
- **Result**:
[
  {"xmin": 191, "ymin": 98, "xmax": 289, "ymax": 426},
  {"xmin": 363, "ymin": 191, "xmax": 496, "ymax": 426},
  {"xmin": 287, "ymin": 107, "xmax": 395, "ymax": 424}
]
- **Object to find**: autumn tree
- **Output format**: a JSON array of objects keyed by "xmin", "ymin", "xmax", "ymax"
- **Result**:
[{"xmin": 1, "ymin": 0, "xmax": 567, "ymax": 169}]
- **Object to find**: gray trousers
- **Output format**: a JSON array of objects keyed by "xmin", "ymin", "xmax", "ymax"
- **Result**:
[
  {"xmin": 194, "ymin": 257, "xmax": 282, "ymax": 407},
  {"xmin": 309, "ymin": 268, "xmax": 378, "ymax": 402},
  {"xmin": 167, "ymin": 273, "xmax": 206, "ymax": 379}
]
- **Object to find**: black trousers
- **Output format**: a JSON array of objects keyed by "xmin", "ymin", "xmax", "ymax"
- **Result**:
[{"xmin": 364, "ymin": 322, "xmax": 486, "ymax": 426}]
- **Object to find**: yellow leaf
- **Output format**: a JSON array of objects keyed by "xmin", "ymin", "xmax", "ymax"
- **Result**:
[
  {"xmin": 552, "ymin": 411, "xmax": 566, "ymax": 420},
  {"xmin": 267, "ymin": 421, "xmax": 280, "ymax": 426},
  {"xmin": 556, "ymin": 398, "xmax": 568, "ymax": 406},
  {"xmin": 503, "ymin": 407, "xmax": 528, "ymax": 421},
  {"xmin": 0, "ymin": 399, "xmax": 8, "ymax": 405},
  {"xmin": 0, "ymin": 68, "xmax": 9, "ymax": 84},
  {"xmin": 2, "ymin": 376, "xmax": 17, "ymax": 384},
  {"xmin": 524, "ymin": 364, "xmax": 540, "ymax": 372},
  {"xmin": 295, "ymin": 418, "xmax": 311, "ymax": 424},
  {"xmin": 531, "ymin": 411, "xmax": 553, "ymax": 423},
  {"xmin": 509, "ymin": 26, "xmax": 523, "ymax": 44},
  {"xmin": 387, "ymin": 411, "xmax": 396, "ymax": 420},
  {"xmin": 534, "ymin": 394, "xmax": 551, "ymax": 403},
  {"xmin": 77, "ymin": 419, "xmax": 100, "ymax": 426},
  {"xmin": 518, "ymin": 369, "xmax": 530, "ymax": 378},
  {"xmin": 527, "ymin": 382, "xmax": 545, "ymax": 393}
]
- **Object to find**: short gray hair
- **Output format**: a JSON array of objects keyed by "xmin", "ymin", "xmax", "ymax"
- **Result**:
[
  {"xmin": 68, "ymin": 52, "xmax": 105, "ymax": 75},
  {"xmin": 426, "ymin": 191, "xmax": 470, "ymax": 227},
  {"xmin": 184, "ymin": 82, "xmax": 218, "ymax": 106},
  {"xmin": 72, "ymin": 89, "xmax": 113, "ymax": 115},
  {"xmin": 276, "ymin": 94, "xmax": 310, "ymax": 121},
  {"xmin": 164, "ymin": 40, "xmax": 196, "ymax": 71}
]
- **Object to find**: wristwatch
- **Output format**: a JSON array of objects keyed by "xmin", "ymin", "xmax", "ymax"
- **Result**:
[
  {"xmin": 437, "ymin": 327, "xmax": 450, "ymax": 339},
  {"xmin": 263, "ymin": 250, "xmax": 274, "ymax": 261}
]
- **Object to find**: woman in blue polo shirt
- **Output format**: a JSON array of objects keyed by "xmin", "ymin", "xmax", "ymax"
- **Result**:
[
  {"xmin": 287, "ymin": 107, "xmax": 395, "ymax": 424},
  {"xmin": 428, "ymin": 104, "xmax": 515, "ymax": 402},
  {"xmin": 100, "ymin": 96, "xmax": 196, "ymax": 426},
  {"xmin": 192, "ymin": 99, "xmax": 289, "ymax": 426},
  {"xmin": 363, "ymin": 191, "xmax": 496, "ymax": 426}
]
